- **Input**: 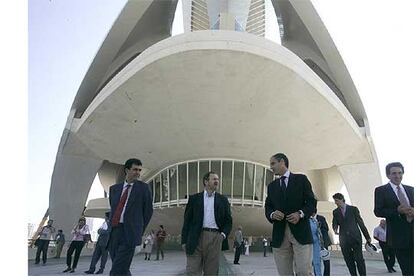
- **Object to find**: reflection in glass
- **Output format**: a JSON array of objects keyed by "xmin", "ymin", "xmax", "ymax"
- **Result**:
[
  {"xmin": 255, "ymin": 166, "xmax": 265, "ymax": 201},
  {"xmin": 188, "ymin": 162, "xmax": 198, "ymax": 196},
  {"xmin": 178, "ymin": 164, "xmax": 187, "ymax": 199},
  {"xmin": 154, "ymin": 176, "xmax": 161, "ymax": 203},
  {"xmin": 222, "ymin": 161, "xmax": 232, "ymax": 197},
  {"xmin": 244, "ymin": 163, "xmax": 254, "ymax": 200},
  {"xmin": 233, "ymin": 162, "xmax": 244, "ymax": 198},
  {"xmin": 169, "ymin": 167, "xmax": 177, "ymax": 201},
  {"xmin": 161, "ymin": 171, "xmax": 168, "ymax": 202},
  {"xmin": 199, "ymin": 161, "xmax": 209, "ymax": 192}
]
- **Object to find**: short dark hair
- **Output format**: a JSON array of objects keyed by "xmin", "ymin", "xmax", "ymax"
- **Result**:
[
  {"xmin": 58, "ymin": 229, "xmax": 63, "ymax": 233},
  {"xmin": 332, "ymin": 193, "xmax": 345, "ymax": 202},
  {"xmin": 124, "ymin": 158, "xmax": 142, "ymax": 170},
  {"xmin": 272, "ymin": 153, "xmax": 289, "ymax": 168},
  {"xmin": 159, "ymin": 225, "xmax": 164, "ymax": 229},
  {"xmin": 78, "ymin": 217, "xmax": 86, "ymax": 222},
  {"xmin": 203, "ymin": 171, "xmax": 217, "ymax": 185},
  {"xmin": 385, "ymin": 162, "xmax": 404, "ymax": 176}
]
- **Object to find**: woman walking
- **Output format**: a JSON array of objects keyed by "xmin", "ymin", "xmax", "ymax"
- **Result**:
[
  {"xmin": 143, "ymin": 230, "xmax": 155, "ymax": 261},
  {"xmin": 63, "ymin": 217, "xmax": 90, "ymax": 273}
]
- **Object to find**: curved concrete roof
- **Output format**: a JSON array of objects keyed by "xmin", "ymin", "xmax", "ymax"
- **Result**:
[{"xmin": 69, "ymin": 30, "xmax": 372, "ymax": 175}]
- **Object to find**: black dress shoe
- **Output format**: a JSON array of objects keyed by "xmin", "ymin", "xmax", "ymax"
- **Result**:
[
  {"xmin": 70, "ymin": 268, "xmax": 76, "ymax": 273},
  {"xmin": 233, "ymin": 262, "xmax": 240, "ymax": 265},
  {"xmin": 95, "ymin": 269, "xmax": 104, "ymax": 274},
  {"xmin": 391, "ymin": 268, "xmax": 396, "ymax": 272},
  {"xmin": 84, "ymin": 270, "xmax": 94, "ymax": 274},
  {"xmin": 388, "ymin": 269, "xmax": 393, "ymax": 273},
  {"xmin": 63, "ymin": 267, "xmax": 71, "ymax": 273}
]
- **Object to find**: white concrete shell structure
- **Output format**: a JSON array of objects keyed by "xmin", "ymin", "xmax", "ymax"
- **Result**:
[{"xmin": 49, "ymin": 0, "xmax": 381, "ymax": 237}]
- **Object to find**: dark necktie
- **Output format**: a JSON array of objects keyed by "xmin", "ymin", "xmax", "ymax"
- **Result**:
[
  {"xmin": 396, "ymin": 185, "xmax": 413, "ymax": 222},
  {"xmin": 280, "ymin": 176, "xmax": 287, "ymax": 195},
  {"xmin": 111, "ymin": 184, "xmax": 131, "ymax": 227}
]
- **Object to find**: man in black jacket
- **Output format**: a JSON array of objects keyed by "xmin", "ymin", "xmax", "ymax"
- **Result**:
[
  {"xmin": 332, "ymin": 193, "xmax": 371, "ymax": 276},
  {"xmin": 374, "ymin": 162, "xmax": 414, "ymax": 276},
  {"xmin": 181, "ymin": 171, "xmax": 232, "ymax": 275},
  {"xmin": 265, "ymin": 153, "xmax": 316, "ymax": 276}
]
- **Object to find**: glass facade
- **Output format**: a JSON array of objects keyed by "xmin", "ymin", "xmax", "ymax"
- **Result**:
[{"xmin": 147, "ymin": 159, "xmax": 274, "ymax": 207}]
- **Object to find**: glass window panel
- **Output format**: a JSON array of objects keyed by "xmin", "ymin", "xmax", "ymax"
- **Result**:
[
  {"xmin": 211, "ymin": 161, "xmax": 221, "ymax": 176},
  {"xmin": 244, "ymin": 163, "xmax": 254, "ymax": 200},
  {"xmin": 161, "ymin": 171, "xmax": 168, "ymax": 202},
  {"xmin": 233, "ymin": 161, "xmax": 244, "ymax": 198},
  {"xmin": 198, "ymin": 161, "xmax": 209, "ymax": 192},
  {"xmin": 178, "ymin": 164, "xmax": 187, "ymax": 199},
  {"xmin": 265, "ymin": 169, "xmax": 274, "ymax": 186},
  {"xmin": 148, "ymin": 179, "xmax": 154, "ymax": 202},
  {"xmin": 222, "ymin": 161, "xmax": 232, "ymax": 197},
  {"xmin": 189, "ymin": 162, "xmax": 198, "ymax": 196},
  {"xmin": 169, "ymin": 167, "xmax": 177, "ymax": 201},
  {"xmin": 255, "ymin": 166, "xmax": 265, "ymax": 201},
  {"xmin": 154, "ymin": 175, "xmax": 161, "ymax": 203}
]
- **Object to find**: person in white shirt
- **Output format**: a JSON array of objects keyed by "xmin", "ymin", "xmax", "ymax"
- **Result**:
[
  {"xmin": 63, "ymin": 217, "xmax": 90, "ymax": 273},
  {"xmin": 35, "ymin": 219, "xmax": 55, "ymax": 265},
  {"xmin": 373, "ymin": 219, "xmax": 396, "ymax": 272},
  {"xmin": 181, "ymin": 171, "xmax": 233, "ymax": 275}
]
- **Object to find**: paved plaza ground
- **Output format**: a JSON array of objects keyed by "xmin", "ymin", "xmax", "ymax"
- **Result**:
[{"xmin": 28, "ymin": 250, "xmax": 398, "ymax": 275}]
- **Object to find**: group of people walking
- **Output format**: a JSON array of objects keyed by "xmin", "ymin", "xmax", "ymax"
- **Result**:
[{"xmin": 34, "ymin": 155, "xmax": 413, "ymax": 276}]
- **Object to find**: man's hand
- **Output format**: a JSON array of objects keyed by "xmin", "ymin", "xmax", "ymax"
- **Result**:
[
  {"xmin": 271, "ymin": 210, "xmax": 285, "ymax": 221},
  {"xmin": 182, "ymin": 244, "xmax": 186, "ymax": 252},
  {"xmin": 286, "ymin": 212, "xmax": 300, "ymax": 224},
  {"xmin": 398, "ymin": 205, "xmax": 411, "ymax": 215},
  {"xmin": 406, "ymin": 207, "xmax": 414, "ymax": 217}
]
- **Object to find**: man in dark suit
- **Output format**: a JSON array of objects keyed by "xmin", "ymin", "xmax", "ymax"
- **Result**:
[
  {"xmin": 85, "ymin": 212, "xmax": 111, "ymax": 274},
  {"xmin": 316, "ymin": 212, "xmax": 332, "ymax": 276},
  {"xmin": 332, "ymin": 193, "xmax": 371, "ymax": 276},
  {"xmin": 265, "ymin": 153, "xmax": 316, "ymax": 276},
  {"xmin": 108, "ymin": 158, "xmax": 153, "ymax": 276},
  {"xmin": 181, "ymin": 171, "xmax": 232, "ymax": 275},
  {"xmin": 374, "ymin": 162, "xmax": 414, "ymax": 276}
]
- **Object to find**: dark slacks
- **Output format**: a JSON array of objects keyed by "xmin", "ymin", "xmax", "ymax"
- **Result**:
[
  {"xmin": 89, "ymin": 244, "xmax": 109, "ymax": 271},
  {"xmin": 35, "ymin": 239, "xmax": 50, "ymax": 264},
  {"xmin": 109, "ymin": 225, "xmax": 135, "ymax": 276},
  {"xmin": 340, "ymin": 239, "xmax": 366, "ymax": 276},
  {"xmin": 378, "ymin": 241, "xmax": 395, "ymax": 271},
  {"xmin": 322, "ymin": 259, "xmax": 330, "ymax": 276},
  {"xmin": 234, "ymin": 243, "xmax": 243, "ymax": 264},
  {"xmin": 66, "ymin": 240, "xmax": 85, "ymax": 269},
  {"xmin": 395, "ymin": 248, "xmax": 414, "ymax": 276},
  {"xmin": 156, "ymin": 241, "xmax": 164, "ymax": 260}
]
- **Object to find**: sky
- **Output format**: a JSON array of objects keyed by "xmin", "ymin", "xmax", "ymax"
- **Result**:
[{"xmin": 27, "ymin": 0, "xmax": 414, "ymax": 227}]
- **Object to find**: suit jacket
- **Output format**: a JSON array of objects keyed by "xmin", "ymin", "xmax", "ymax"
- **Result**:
[
  {"xmin": 374, "ymin": 183, "xmax": 414, "ymax": 248},
  {"xmin": 316, "ymin": 214, "xmax": 332, "ymax": 248},
  {"xmin": 265, "ymin": 173, "xmax": 316, "ymax": 248},
  {"xmin": 181, "ymin": 191, "xmax": 233, "ymax": 255},
  {"xmin": 332, "ymin": 205, "xmax": 370, "ymax": 245},
  {"xmin": 108, "ymin": 180, "xmax": 153, "ymax": 247}
]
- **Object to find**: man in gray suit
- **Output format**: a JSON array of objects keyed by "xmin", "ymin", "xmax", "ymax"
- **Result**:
[
  {"xmin": 233, "ymin": 226, "xmax": 243, "ymax": 265},
  {"xmin": 85, "ymin": 212, "xmax": 111, "ymax": 274}
]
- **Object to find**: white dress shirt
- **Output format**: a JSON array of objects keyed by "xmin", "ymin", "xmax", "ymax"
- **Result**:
[
  {"xmin": 120, "ymin": 181, "xmax": 134, "ymax": 223},
  {"xmin": 203, "ymin": 190, "xmax": 219, "ymax": 229}
]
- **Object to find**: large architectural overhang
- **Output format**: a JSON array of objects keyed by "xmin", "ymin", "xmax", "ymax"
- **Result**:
[{"xmin": 69, "ymin": 30, "xmax": 372, "ymax": 175}]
